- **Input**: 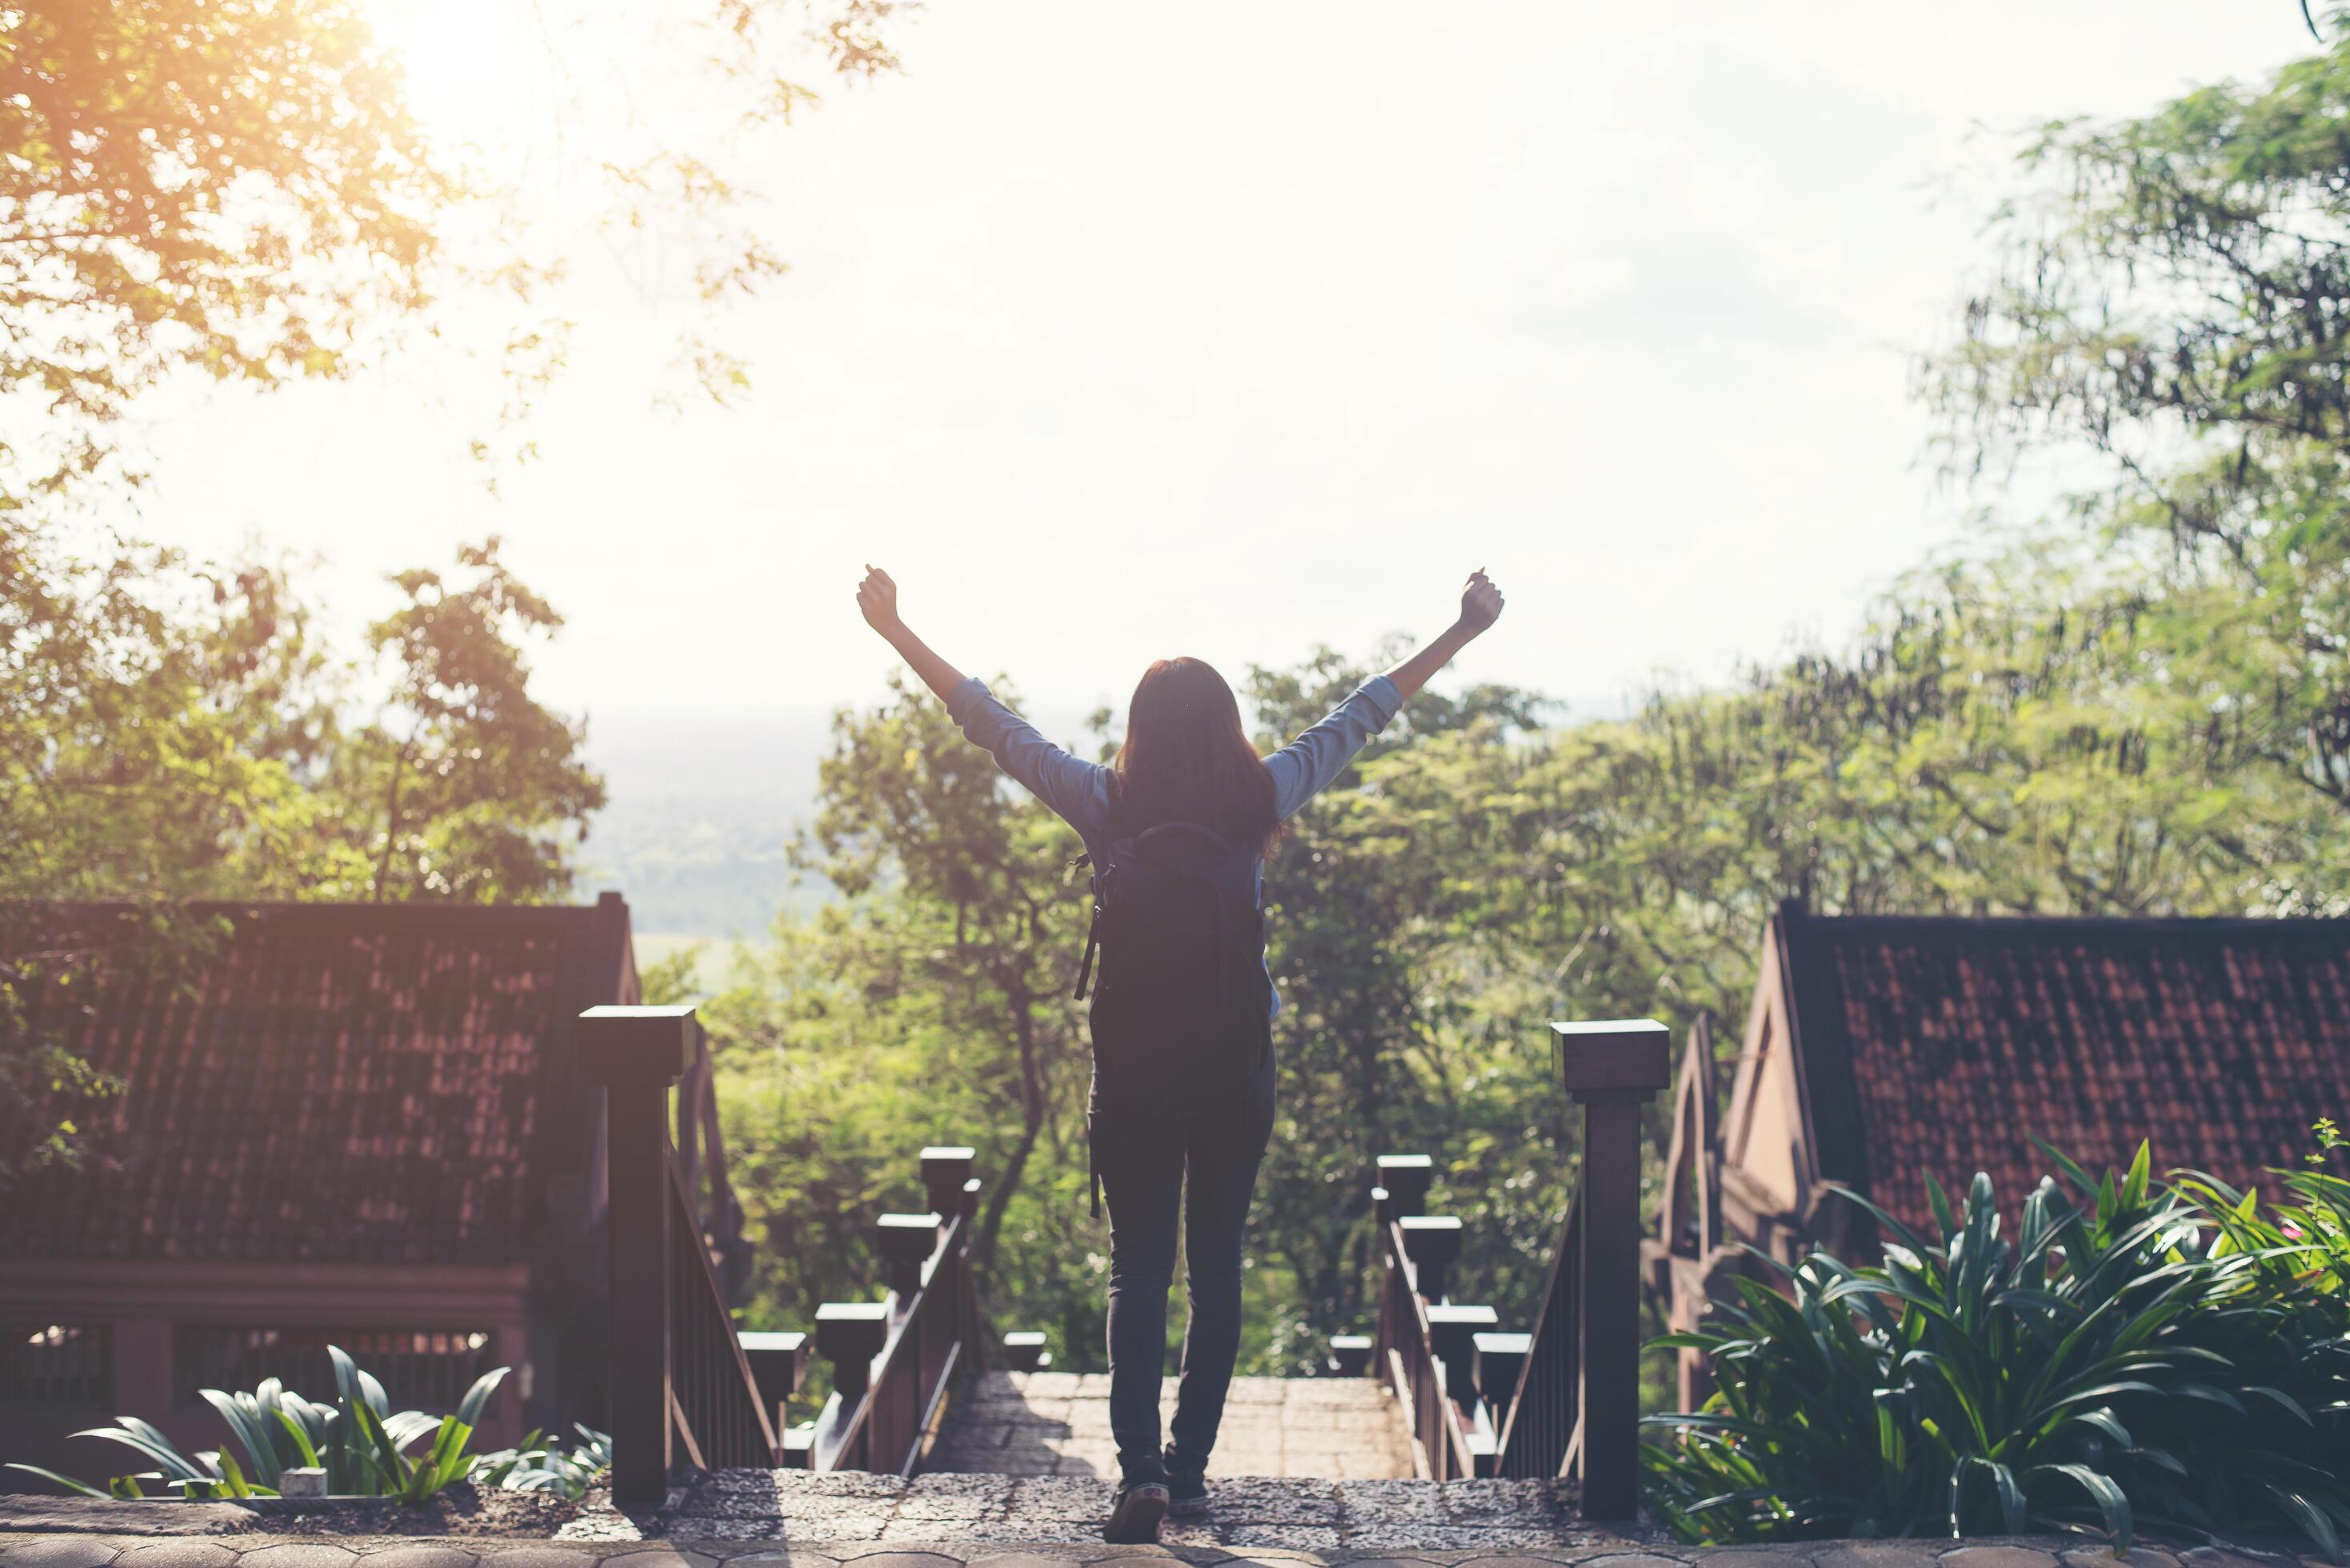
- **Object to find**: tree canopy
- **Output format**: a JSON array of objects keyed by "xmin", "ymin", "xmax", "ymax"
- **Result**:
[{"xmin": 0, "ymin": 526, "xmax": 603, "ymax": 1182}]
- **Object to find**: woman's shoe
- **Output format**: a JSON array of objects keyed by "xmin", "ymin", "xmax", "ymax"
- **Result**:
[
  {"xmin": 1163, "ymin": 1446, "xmax": 1209, "ymax": 1517},
  {"xmin": 1103, "ymin": 1476, "xmax": 1170, "ymax": 1543}
]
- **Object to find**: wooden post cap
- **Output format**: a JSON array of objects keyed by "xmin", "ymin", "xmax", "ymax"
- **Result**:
[
  {"xmin": 815, "ymin": 1301, "xmax": 891, "ymax": 1394},
  {"xmin": 876, "ymin": 1212, "xmax": 943, "ymax": 1254},
  {"xmin": 922, "ymin": 1148, "xmax": 976, "ymax": 1217},
  {"xmin": 1328, "ymin": 1333, "xmax": 1374, "ymax": 1376},
  {"xmin": 1399, "ymin": 1214, "xmax": 1464, "ymax": 1301},
  {"xmin": 1397, "ymin": 1214, "xmax": 1463, "ymax": 1263},
  {"xmin": 875, "ymin": 1213, "xmax": 941, "ymax": 1297},
  {"xmin": 738, "ymin": 1330, "xmax": 809, "ymax": 1403},
  {"xmin": 1375, "ymin": 1154, "xmax": 1435, "ymax": 1213},
  {"xmin": 1551, "ymin": 1019, "xmax": 1671, "ymax": 1098},
  {"xmin": 1473, "ymin": 1330, "xmax": 1533, "ymax": 1414},
  {"xmin": 1426, "ymin": 1303, "xmax": 1500, "ymax": 1397},
  {"xmin": 578, "ymin": 1005, "xmax": 700, "ymax": 1084}
]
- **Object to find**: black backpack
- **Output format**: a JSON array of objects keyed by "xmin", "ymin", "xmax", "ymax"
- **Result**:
[{"xmin": 1074, "ymin": 822, "xmax": 1272, "ymax": 1124}]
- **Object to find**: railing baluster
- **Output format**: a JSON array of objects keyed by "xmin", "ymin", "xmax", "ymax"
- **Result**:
[
  {"xmin": 579, "ymin": 1005, "xmax": 698, "ymax": 1506},
  {"xmin": 1555, "ymin": 1019, "xmax": 1670, "ymax": 1519},
  {"xmin": 582, "ymin": 1004, "xmax": 786, "ymax": 1497}
]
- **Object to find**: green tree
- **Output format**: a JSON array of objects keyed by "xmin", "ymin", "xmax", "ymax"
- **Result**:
[
  {"xmin": 1932, "ymin": 32, "xmax": 2350, "ymax": 870},
  {"xmin": 350, "ymin": 537, "xmax": 606, "ymax": 903},
  {"xmin": 0, "ymin": 528, "xmax": 604, "ymax": 1181},
  {"xmin": 2, "ymin": 2, "xmax": 446, "ymax": 511},
  {"xmin": 2, "ymin": 0, "xmax": 919, "ymax": 518},
  {"xmin": 705, "ymin": 674, "xmax": 1103, "ymax": 1358}
]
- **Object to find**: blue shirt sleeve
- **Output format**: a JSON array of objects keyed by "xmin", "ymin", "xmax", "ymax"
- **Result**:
[
  {"xmin": 945, "ymin": 677, "xmax": 1113, "ymax": 840},
  {"xmin": 1264, "ymin": 675, "xmax": 1404, "ymax": 820}
]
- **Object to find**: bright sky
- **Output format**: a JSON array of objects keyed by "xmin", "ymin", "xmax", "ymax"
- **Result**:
[{"xmin": 123, "ymin": 1, "xmax": 2313, "ymax": 726}]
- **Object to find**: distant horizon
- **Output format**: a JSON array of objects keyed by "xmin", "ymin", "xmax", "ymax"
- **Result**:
[{"xmin": 574, "ymin": 684, "xmax": 1631, "ymax": 938}]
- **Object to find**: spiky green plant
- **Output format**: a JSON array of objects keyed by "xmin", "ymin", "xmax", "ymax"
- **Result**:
[
  {"xmin": 6, "ymin": 1345, "xmax": 508, "ymax": 1502},
  {"xmin": 475, "ymin": 1424, "xmax": 613, "ymax": 1498},
  {"xmin": 1643, "ymin": 1144, "xmax": 2350, "ymax": 1558}
]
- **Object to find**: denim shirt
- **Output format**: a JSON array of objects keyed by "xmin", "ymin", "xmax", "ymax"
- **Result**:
[{"xmin": 944, "ymin": 673, "xmax": 1405, "ymax": 1017}]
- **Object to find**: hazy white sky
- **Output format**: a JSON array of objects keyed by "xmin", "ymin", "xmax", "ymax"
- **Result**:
[{"xmin": 120, "ymin": 1, "xmax": 2312, "ymax": 725}]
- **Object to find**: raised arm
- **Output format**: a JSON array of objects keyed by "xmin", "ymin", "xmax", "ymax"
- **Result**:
[
  {"xmin": 855, "ymin": 564, "xmax": 1111, "ymax": 837},
  {"xmin": 857, "ymin": 565, "xmax": 967, "ymax": 703},
  {"xmin": 1382, "ymin": 567, "xmax": 1505, "ymax": 702},
  {"xmin": 1265, "ymin": 569, "xmax": 1507, "ymax": 819}
]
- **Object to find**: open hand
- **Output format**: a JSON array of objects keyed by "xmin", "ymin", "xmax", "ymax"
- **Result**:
[
  {"xmin": 857, "ymin": 564, "xmax": 902, "ymax": 636},
  {"xmin": 1459, "ymin": 568, "xmax": 1505, "ymax": 634}
]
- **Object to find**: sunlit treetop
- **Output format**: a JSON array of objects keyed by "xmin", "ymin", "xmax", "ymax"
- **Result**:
[{"xmin": 0, "ymin": 0, "xmax": 916, "ymax": 516}]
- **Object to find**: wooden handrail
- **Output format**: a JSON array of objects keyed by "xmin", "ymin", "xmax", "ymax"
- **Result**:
[
  {"xmin": 1363, "ymin": 1018, "xmax": 1668, "ymax": 1511},
  {"xmin": 1493, "ymin": 1186, "xmax": 1581, "ymax": 1478},
  {"xmin": 666, "ymin": 1151, "xmax": 781, "ymax": 1468},
  {"xmin": 1375, "ymin": 1215, "xmax": 1485, "ymax": 1478},
  {"xmin": 803, "ymin": 1149, "xmax": 987, "ymax": 1475},
  {"xmin": 579, "ymin": 1004, "xmax": 781, "ymax": 1505}
]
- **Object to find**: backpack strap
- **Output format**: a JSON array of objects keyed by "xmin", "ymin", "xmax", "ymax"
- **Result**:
[{"xmin": 1072, "ymin": 904, "xmax": 1101, "ymax": 1001}]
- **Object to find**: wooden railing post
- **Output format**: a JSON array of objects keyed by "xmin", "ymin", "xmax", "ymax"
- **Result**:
[
  {"xmin": 875, "ymin": 1213, "xmax": 939, "ymax": 1299},
  {"xmin": 921, "ymin": 1146, "xmax": 975, "ymax": 1222},
  {"xmin": 1377, "ymin": 1154, "xmax": 1433, "ymax": 1217},
  {"xmin": 739, "ymin": 1330, "xmax": 808, "ymax": 1438},
  {"xmin": 1426, "ymin": 1302, "xmax": 1499, "ymax": 1407},
  {"xmin": 1555, "ymin": 1018, "xmax": 1670, "ymax": 1521},
  {"xmin": 1399, "ymin": 1214, "xmax": 1463, "ymax": 1302},
  {"xmin": 1475, "ymin": 1331, "xmax": 1531, "ymax": 1428},
  {"xmin": 578, "ymin": 1004, "xmax": 700, "ymax": 1507}
]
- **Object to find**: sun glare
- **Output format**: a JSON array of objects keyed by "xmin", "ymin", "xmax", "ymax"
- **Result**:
[{"xmin": 365, "ymin": 0, "xmax": 569, "ymax": 154}]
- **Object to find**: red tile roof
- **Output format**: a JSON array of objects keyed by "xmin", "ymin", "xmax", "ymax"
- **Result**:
[
  {"xmin": 1776, "ymin": 900, "xmax": 2350, "ymax": 1242},
  {"xmin": 2, "ymin": 898, "xmax": 637, "ymax": 1266}
]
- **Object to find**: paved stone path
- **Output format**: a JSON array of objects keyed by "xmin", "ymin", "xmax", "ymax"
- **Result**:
[
  {"xmin": 626, "ymin": 1472, "xmax": 1635, "ymax": 1552},
  {"xmin": 927, "ymin": 1374, "xmax": 1415, "ymax": 1482},
  {"xmin": 0, "ymin": 1524, "xmax": 2319, "ymax": 1568}
]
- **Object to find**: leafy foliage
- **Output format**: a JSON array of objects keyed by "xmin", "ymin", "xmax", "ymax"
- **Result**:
[
  {"xmin": 474, "ymin": 1425, "xmax": 615, "ymax": 1498},
  {"xmin": 1, "ymin": 0, "xmax": 921, "ymax": 514},
  {"xmin": 5, "ymin": 1346, "xmax": 518, "ymax": 1502},
  {"xmin": 0, "ymin": 526, "xmax": 603, "ymax": 1182},
  {"xmin": 1643, "ymin": 1148, "xmax": 2350, "ymax": 1556}
]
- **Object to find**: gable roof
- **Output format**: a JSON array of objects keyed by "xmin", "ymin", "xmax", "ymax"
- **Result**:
[
  {"xmin": 1775, "ymin": 898, "xmax": 2350, "ymax": 1239},
  {"xmin": 2, "ymin": 896, "xmax": 638, "ymax": 1268}
]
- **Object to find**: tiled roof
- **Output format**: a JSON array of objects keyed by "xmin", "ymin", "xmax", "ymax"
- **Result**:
[
  {"xmin": 1776, "ymin": 900, "xmax": 2350, "ymax": 1241},
  {"xmin": 1, "ymin": 897, "xmax": 636, "ymax": 1266}
]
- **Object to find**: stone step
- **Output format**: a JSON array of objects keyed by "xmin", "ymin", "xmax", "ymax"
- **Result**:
[
  {"xmin": 928, "ymin": 1374, "xmax": 1414, "ymax": 1482},
  {"xmin": 0, "ymin": 1527, "xmax": 2288, "ymax": 1568},
  {"xmin": 578, "ymin": 1470, "xmax": 1648, "ymax": 1554}
]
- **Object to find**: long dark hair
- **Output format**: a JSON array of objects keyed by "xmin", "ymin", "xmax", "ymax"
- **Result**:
[{"xmin": 1107, "ymin": 657, "xmax": 1281, "ymax": 855}]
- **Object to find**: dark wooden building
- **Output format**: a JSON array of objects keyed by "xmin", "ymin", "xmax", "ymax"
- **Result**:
[
  {"xmin": 0, "ymin": 894, "xmax": 739, "ymax": 1487},
  {"xmin": 1651, "ymin": 898, "xmax": 2350, "ymax": 1403}
]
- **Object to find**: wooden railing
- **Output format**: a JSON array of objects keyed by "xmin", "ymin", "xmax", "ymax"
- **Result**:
[
  {"xmin": 1491, "ymin": 1190, "xmax": 1578, "ymax": 1478},
  {"xmin": 1361, "ymin": 1019, "xmax": 1667, "ymax": 1516},
  {"xmin": 794, "ymin": 1146, "xmax": 989, "ymax": 1477},
  {"xmin": 579, "ymin": 1005, "xmax": 782, "ymax": 1506}
]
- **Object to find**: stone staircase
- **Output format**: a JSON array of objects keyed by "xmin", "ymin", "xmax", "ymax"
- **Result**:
[
  {"xmin": 529, "ymin": 1371, "xmax": 1649, "ymax": 1553},
  {"xmin": 556, "ymin": 1466, "xmax": 1633, "ymax": 1554},
  {"xmin": 925, "ymin": 1372, "xmax": 1415, "ymax": 1480}
]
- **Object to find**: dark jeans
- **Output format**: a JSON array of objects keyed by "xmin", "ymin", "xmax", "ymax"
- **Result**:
[{"xmin": 1091, "ymin": 1064, "xmax": 1274, "ymax": 1478}]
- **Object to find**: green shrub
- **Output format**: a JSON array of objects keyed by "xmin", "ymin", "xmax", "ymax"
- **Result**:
[
  {"xmin": 2, "ymin": 1344, "xmax": 576, "ymax": 1502},
  {"xmin": 474, "ymin": 1425, "xmax": 614, "ymax": 1497},
  {"xmin": 1643, "ymin": 1144, "xmax": 2350, "ymax": 1557}
]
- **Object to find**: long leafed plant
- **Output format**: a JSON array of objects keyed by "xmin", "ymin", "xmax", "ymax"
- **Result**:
[
  {"xmin": 1643, "ymin": 1143, "xmax": 2350, "ymax": 1557},
  {"xmin": 7, "ymin": 1345, "xmax": 513, "ymax": 1501}
]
